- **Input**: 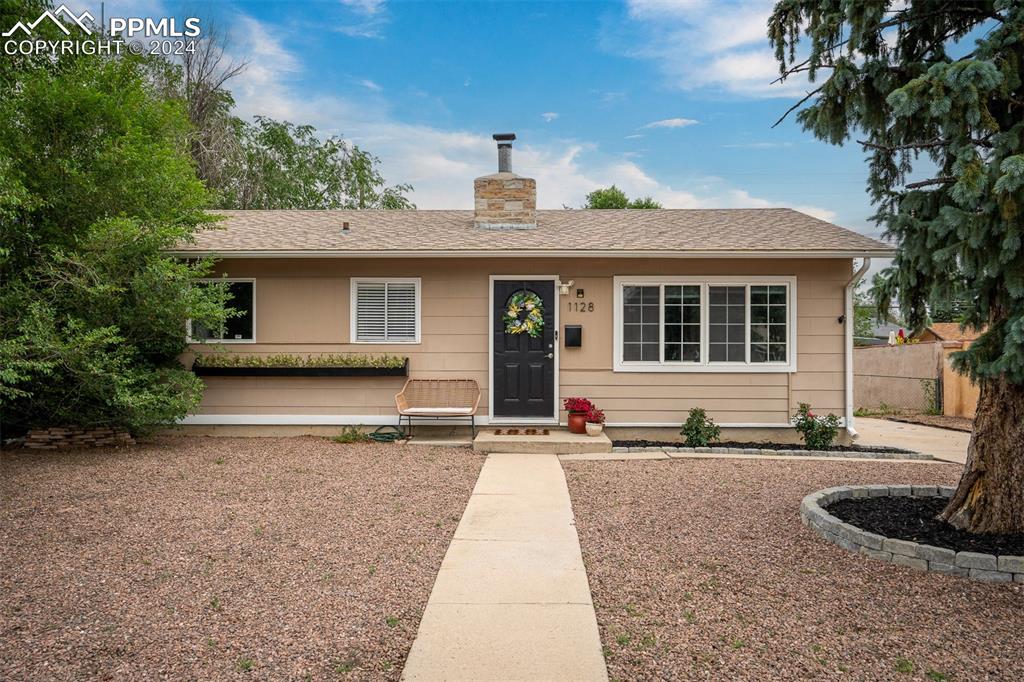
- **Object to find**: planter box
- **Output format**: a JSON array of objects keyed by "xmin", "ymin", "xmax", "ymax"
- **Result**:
[{"xmin": 192, "ymin": 358, "xmax": 409, "ymax": 378}]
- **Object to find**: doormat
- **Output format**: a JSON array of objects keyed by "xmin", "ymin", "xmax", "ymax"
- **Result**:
[{"xmin": 492, "ymin": 428, "xmax": 551, "ymax": 436}]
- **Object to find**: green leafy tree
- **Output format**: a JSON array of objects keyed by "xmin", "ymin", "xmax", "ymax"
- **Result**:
[
  {"xmin": 584, "ymin": 185, "xmax": 662, "ymax": 209},
  {"xmin": 770, "ymin": 0, "xmax": 1024, "ymax": 531},
  {"xmin": 216, "ymin": 116, "xmax": 414, "ymax": 210},
  {"xmin": 853, "ymin": 280, "xmax": 877, "ymax": 344},
  {"xmin": 0, "ymin": 55, "xmax": 229, "ymax": 435}
]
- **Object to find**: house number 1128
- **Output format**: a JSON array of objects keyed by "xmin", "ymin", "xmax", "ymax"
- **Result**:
[{"xmin": 568, "ymin": 301, "xmax": 594, "ymax": 312}]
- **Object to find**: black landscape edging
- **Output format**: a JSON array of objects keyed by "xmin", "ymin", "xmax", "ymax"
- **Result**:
[
  {"xmin": 192, "ymin": 358, "xmax": 409, "ymax": 377},
  {"xmin": 613, "ymin": 439, "xmax": 917, "ymax": 455}
]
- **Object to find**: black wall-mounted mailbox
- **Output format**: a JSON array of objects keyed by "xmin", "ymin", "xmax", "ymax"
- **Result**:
[{"xmin": 564, "ymin": 325, "xmax": 582, "ymax": 348}]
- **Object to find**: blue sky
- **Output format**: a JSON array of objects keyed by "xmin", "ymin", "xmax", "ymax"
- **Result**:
[{"xmin": 99, "ymin": 0, "xmax": 881, "ymax": 242}]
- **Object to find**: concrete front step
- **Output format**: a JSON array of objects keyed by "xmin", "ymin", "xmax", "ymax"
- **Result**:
[{"xmin": 472, "ymin": 429, "xmax": 612, "ymax": 454}]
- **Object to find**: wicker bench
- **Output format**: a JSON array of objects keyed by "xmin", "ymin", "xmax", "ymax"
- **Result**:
[{"xmin": 395, "ymin": 379, "xmax": 481, "ymax": 436}]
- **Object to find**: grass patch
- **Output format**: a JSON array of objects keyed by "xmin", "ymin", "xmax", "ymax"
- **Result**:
[
  {"xmin": 236, "ymin": 658, "xmax": 254, "ymax": 672},
  {"xmin": 331, "ymin": 427, "xmax": 371, "ymax": 444},
  {"xmin": 895, "ymin": 658, "xmax": 915, "ymax": 674}
]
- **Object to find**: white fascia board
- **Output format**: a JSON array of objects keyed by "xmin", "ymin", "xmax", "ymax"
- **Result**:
[{"xmin": 167, "ymin": 249, "xmax": 896, "ymax": 259}]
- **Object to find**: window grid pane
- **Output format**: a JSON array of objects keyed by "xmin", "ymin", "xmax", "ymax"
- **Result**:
[
  {"xmin": 750, "ymin": 284, "xmax": 787, "ymax": 363},
  {"xmin": 663, "ymin": 284, "xmax": 701, "ymax": 363},
  {"xmin": 708, "ymin": 285, "xmax": 746, "ymax": 363},
  {"xmin": 622, "ymin": 285, "xmax": 660, "ymax": 362}
]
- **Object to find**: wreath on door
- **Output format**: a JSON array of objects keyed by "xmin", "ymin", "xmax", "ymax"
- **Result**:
[{"xmin": 503, "ymin": 290, "xmax": 545, "ymax": 338}]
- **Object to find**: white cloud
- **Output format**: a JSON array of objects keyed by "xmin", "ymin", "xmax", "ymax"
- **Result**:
[
  {"xmin": 642, "ymin": 117, "xmax": 698, "ymax": 129},
  {"xmin": 613, "ymin": 0, "xmax": 810, "ymax": 98},
  {"xmin": 359, "ymin": 79, "xmax": 382, "ymax": 92},
  {"xmin": 722, "ymin": 141, "xmax": 792, "ymax": 149},
  {"xmin": 541, "ymin": 112, "xmax": 559, "ymax": 122},
  {"xmin": 224, "ymin": 14, "xmax": 838, "ymax": 220},
  {"xmin": 340, "ymin": 0, "xmax": 385, "ymax": 15},
  {"xmin": 624, "ymin": 134, "xmax": 644, "ymax": 139}
]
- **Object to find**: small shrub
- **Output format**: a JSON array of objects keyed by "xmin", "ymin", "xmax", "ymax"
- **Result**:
[
  {"xmin": 680, "ymin": 408, "xmax": 720, "ymax": 447},
  {"xmin": 331, "ymin": 426, "xmax": 370, "ymax": 444},
  {"xmin": 585, "ymin": 408, "xmax": 605, "ymax": 424},
  {"xmin": 793, "ymin": 403, "xmax": 841, "ymax": 449}
]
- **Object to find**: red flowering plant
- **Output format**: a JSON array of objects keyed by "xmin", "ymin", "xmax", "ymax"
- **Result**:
[
  {"xmin": 585, "ymin": 408, "xmax": 605, "ymax": 424},
  {"xmin": 563, "ymin": 397, "xmax": 594, "ymax": 414},
  {"xmin": 792, "ymin": 402, "xmax": 841, "ymax": 449}
]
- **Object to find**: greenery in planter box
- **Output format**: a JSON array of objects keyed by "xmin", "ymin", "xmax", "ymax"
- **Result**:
[
  {"xmin": 680, "ymin": 408, "xmax": 721, "ymax": 447},
  {"xmin": 193, "ymin": 353, "xmax": 406, "ymax": 369}
]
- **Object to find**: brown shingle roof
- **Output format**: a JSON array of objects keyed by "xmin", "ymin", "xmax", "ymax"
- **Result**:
[
  {"xmin": 924, "ymin": 323, "xmax": 983, "ymax": 342},
  {"xmin": 171, "ymin": 208, "xmax": 894, "ymax": 256}
]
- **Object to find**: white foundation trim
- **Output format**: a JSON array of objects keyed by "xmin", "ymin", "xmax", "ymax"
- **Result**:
[
  {"xmin": 178, "ymin": 415, "xmax": 830, "ymax": 428},
  {"xmin": 180, "ymin": 414, "xmax": 492, "ymax": 426}
]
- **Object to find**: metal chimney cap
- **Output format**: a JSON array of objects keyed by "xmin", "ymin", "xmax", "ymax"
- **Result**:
[{"xmin": 492, "ymin": 133, "xmax": 516, "ymax": 143}]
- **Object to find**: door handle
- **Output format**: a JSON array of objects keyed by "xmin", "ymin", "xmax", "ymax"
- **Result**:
[{"xmin": 545, "ymin": 353, "xmax": 554, "ymax": 359}]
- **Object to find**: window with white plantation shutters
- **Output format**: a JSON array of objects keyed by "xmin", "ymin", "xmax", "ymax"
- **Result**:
[{"xmin": 352, "ymin": 279, "xmax": 420, "ymax": 343}]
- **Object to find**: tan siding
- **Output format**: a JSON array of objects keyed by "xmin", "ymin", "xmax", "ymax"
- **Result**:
[{"xmin": 190, "ymin": 257, "xmax": 850, "ymax": 424}]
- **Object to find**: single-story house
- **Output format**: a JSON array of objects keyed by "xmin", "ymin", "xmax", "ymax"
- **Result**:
[{"xmin": 173, "ymin": 134, "xmax": 895, "ymax": 440}]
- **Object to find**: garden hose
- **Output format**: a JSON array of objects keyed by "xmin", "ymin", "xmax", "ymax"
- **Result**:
[{"xmin": 367, "ymin": 425, "xmax": 407, "ymax": 443}]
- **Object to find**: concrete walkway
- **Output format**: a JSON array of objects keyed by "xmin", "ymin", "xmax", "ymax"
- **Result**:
[
  {"xmin": 402, "ymin": 453, "xmax": 608, "ymax": 681},
  {"xmin": 856, "ymin": 417, "xmax": 971, "ymax": 464}
]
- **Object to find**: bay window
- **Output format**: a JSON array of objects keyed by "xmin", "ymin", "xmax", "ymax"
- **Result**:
[{"xmin": 614, "ymin": 277, "xmax": 795, "ymax": 372}]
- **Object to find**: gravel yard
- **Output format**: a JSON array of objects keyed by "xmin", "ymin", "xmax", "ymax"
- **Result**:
[
  {"xmin": 0, "ymin": 437, "xmax": 482, "ymax": 681},
  {"xmin": 564, "ymin": 458, "xmax": 1024, "ymax": 681}
]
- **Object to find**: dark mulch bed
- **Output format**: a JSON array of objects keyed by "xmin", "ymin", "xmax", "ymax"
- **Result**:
[
  {"xmin": 613, "ymin": 439, "xmax": 916, "ymax": 454},
  {"xmin": 829, "ymin": 496, "xmax": 1024, "ymax": 556}
]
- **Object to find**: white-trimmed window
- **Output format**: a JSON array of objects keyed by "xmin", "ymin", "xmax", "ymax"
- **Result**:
[
  {"xmin": 613, "ymin": 276, "xmax": 796, "ymax": 372},
  {"xmin": 188, "ymin": 279, "xmax": 255, "ymax": 343},
  {"xmin": 351, "ymin": 278, "xmax": 421, "ymax": 343}
]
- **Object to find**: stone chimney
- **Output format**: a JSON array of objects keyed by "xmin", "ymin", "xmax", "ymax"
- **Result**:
[{"xmin": 474, "ymin": 133, "xmax": 537, "ymax": 229}]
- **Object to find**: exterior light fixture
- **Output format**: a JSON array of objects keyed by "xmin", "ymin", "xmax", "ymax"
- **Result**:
[{"xmin": 558, "ymin": 279, "xmax": 575, "ymax": 296}]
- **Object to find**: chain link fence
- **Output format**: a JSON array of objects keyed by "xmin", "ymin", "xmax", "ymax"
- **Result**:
[{"xmin": 854, "ymin": 343, "xmax": 943, "ymax": 416}]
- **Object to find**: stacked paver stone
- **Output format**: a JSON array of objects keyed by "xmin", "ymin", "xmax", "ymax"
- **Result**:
[
  {"xmin": 24, "ymin": 426, "xmax": 135, "ymax": 450},
  {"xmin": 801, "ymin": 484, "xmax": 1024, "ymax": 583}
]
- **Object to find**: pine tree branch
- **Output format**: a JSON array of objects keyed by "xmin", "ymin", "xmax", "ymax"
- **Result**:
[
  {"xmin": 904, "ymin": 176, "xmax": 955, "ymax": 190},
  {"xmin": 771, "ymin": 86, "xmax": 823, "ymax": 128},
  {"xmin": 859, "ymin": 136, "xmax": 993, "ymax": 152}
]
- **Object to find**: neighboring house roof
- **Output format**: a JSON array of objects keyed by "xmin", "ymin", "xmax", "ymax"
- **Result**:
[
  {"xmin": 921, "ymin": 322, "xmax": 982, "ymax": 342},
  {"xmin": 170, "ymin": 208, "xmax": 895, "ymax": 258},
  {"xmin": 870, "ymin": 320, "xmax": 904, "ymax": 339}
]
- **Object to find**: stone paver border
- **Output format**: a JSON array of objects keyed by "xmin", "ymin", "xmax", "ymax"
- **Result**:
[
  {"xmin": 612, "ymin": 445, "xmax": 931, "ymax": 460},
  {"xmin": 801, "ymin": 484, "xmax": 1024, "ymax": 583}
]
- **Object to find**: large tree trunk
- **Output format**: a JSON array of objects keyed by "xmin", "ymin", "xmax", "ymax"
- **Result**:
[{"xmin": 940, "ymin": 374, "xmax": 1024, "ymax": 533}]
